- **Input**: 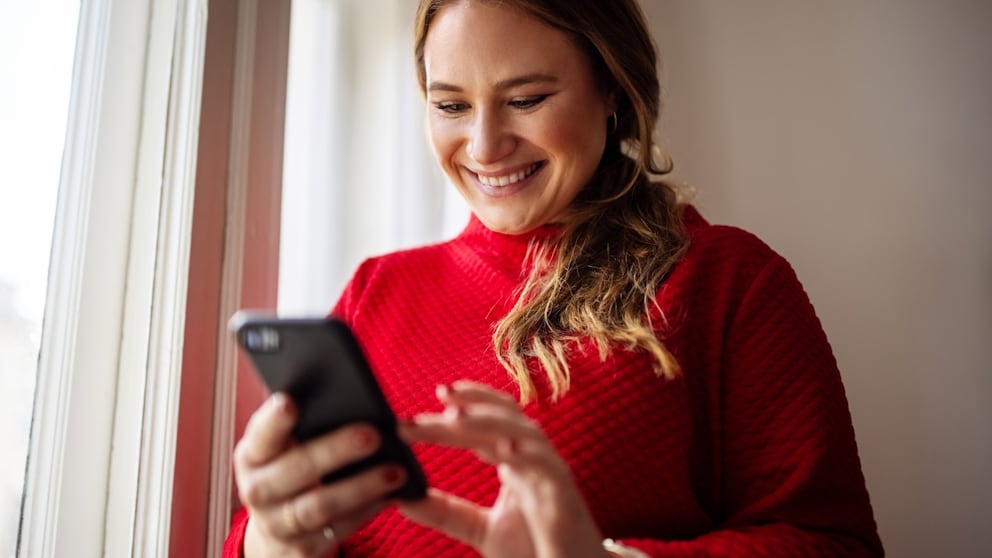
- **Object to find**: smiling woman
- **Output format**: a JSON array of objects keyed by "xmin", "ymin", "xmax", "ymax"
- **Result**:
[
  {"xmin": 423, "ymin": 2, "xmax": 613, "ymax": 235},
  {"xmin": 224, "ymin": 1, "xmax": 882, "ymax": 557}
]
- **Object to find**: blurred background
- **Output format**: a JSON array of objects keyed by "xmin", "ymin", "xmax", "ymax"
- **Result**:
[{"xmin": 646, "ymin": 3, "xmax": 991, "ymax": 557}]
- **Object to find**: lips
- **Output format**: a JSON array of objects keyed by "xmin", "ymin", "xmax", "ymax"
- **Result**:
[{"xmin": 473, "ymin": 162, "xmax": 544, "ymax": 187}]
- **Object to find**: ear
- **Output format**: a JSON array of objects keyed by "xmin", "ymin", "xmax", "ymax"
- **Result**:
[{"xmin": 604, "ymin": 89, "xmax": 619, "ymax": 116}]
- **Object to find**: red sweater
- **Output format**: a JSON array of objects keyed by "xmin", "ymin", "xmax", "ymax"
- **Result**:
[{"xmin": 224, "ymin": 207, "xmax": 883, "ymax": 557}]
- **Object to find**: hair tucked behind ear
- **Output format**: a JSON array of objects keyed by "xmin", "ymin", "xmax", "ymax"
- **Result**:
[{"xmin": 416, "ymin": 0, "xmax": 689, "ymax": 402}]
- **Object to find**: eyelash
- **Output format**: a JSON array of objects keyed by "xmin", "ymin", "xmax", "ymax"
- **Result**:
[
  {"xmin": 434, "ymin": 102, "xmax": 469, "ymax": 114},
  {"xmin": 433, "ymin": 95, "xmax": 550, "ymax": 115},
  {"xmin": 509, "ymin": 94, "xmax": 549, "ymax": 109}
]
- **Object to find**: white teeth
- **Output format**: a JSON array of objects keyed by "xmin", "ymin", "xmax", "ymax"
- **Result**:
[{"xmin": 477, "ymin": 163, "xmax": 541, "ymax": 187}]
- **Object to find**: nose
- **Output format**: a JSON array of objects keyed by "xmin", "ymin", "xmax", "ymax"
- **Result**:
[{"xmin": 466, "ymin": 110, "xmax": 515, "ymax": 165}]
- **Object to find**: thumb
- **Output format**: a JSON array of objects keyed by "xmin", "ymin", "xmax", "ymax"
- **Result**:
[{"xmin": 398, "ymin": 488, "xmax": 487, "ymax": 548}]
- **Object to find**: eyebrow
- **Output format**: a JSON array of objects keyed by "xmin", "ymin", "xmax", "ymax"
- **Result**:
[{"xmin": 427, "ymin": 73, "xmax": 559, "ymax": 93}]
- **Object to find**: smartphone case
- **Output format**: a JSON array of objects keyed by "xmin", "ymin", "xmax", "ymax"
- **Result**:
[{"xmin": 229, "ymin": 312, "xmax": 428, "ymax": 500}]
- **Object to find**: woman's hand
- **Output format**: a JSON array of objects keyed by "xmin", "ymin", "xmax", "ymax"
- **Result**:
[
  {"xmin": 233, "ymin": 393, "xmax": 409, "ymax": 558},
  {"xmin": 398, "ymin": 382, "xmax": 613, "ymax": 558}
]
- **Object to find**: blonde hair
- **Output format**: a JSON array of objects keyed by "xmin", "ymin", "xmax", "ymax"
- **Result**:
[{"xmin": 415, "ymin": 0, "xmax": 689, "ymax": 402}]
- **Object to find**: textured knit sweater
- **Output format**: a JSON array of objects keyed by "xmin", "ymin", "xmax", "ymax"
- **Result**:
[{"xmin": 224, "ymin": 206, "xmax": 883, "ymax": 557}]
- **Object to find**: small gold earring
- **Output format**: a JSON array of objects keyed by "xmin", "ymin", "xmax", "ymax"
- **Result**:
[{"xmin": 608, "ymin": 112, "xmax": 618, "ymax": 134}]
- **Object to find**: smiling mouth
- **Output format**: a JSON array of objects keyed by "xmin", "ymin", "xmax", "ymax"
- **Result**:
[{"xmin": 474, "ymin": 162, "xmax": 544, "ymax": 187}]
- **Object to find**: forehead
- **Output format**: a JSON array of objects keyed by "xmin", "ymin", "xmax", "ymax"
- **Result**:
[{"xmin": 424, "ymin": 1, "xmax": 591, "ymax": 86}]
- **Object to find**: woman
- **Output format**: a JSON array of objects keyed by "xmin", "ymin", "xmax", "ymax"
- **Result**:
[{"xmin": 224, "ymin": 0, "xmax": 884, "ymax": 556}]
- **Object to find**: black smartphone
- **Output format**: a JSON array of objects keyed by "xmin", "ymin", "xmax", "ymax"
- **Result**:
[{"xmin": 229, "ymin": 311, "xmax": 428, "ymax": 500}]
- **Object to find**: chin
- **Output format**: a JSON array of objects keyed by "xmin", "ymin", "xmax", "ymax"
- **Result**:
[{"xmin": 477, "ymin": 214, "xmax": 536, "ymax": 235}]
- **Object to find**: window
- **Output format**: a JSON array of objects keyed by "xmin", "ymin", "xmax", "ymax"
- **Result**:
[
  {"xmin": 16, "ymin": 0, "xmax": 208, "ymax": 555},
  {"xmin": 278, "ymin": 0, "xmax": 467, "ymax": 316},
  {"xmin": 6, "ymin": 1, "xmax": 466, "ymax": 556},
  {"xmin": 0, "ymin": 2, "xmax": 79, "ymax": 554}
]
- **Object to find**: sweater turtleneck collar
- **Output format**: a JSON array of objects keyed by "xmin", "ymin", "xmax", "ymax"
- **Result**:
[
  {"xmin": 453, "ymin": 205, "xmax": 704, "ymax": 278},
  {"xmin": 455, "ymin": 214, "xmax": 562, "ymax": 277}
]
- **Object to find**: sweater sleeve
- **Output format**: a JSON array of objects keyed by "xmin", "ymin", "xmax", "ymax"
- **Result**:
[
  {"xmin": 222, "ymin": 507, "xmax": 250, "ymax": 557},
  {"xmin": 618, "ymin": 254, "xmax": 884, "ymax": 557}
]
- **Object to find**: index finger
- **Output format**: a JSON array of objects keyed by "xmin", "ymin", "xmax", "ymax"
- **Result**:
[
  {"xmin": 235, "ymin": 393, "xmax": 298, "ymax": 468},
  {"xmin": 439, "ymin": 382, "xmax": 518, "ymax": 408},
  {"xmin": 398, "ymin": 488, "xmax": 488, "ymax": 549}
]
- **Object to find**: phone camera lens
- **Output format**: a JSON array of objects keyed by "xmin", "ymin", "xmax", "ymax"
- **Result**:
[{"xmin": 244, "ymin": 327, "xmax": 280, "ymax": 352}]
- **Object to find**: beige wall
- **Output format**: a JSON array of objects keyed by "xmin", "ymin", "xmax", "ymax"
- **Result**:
[{"xmin": 643, "ymin": 1, "xmax": 992, "ymax": 556}]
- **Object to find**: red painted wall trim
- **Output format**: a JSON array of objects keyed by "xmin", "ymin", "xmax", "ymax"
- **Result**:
[
  {"xmin": 170, "ymin": 1, "xmax": 291, "ymax": 556},
  {"xmin": 234, "ymin": 0, "xmax": 292, "ymax": 460},
  {"xmin": 170, "ymin": 0, "xmax": 237, "ymax": 555}
]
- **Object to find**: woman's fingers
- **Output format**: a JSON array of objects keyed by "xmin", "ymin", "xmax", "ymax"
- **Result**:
[
  {"xmin": 233, "ymin": 393, "xmax": 402, "ymax": 530},
  {"xmin": 244, "ymin": 424, "xmax": 382, "ymax": 506},
  {"xmin": 438, "ymin": 380, "xmax": 519, "ymax": 407},
  {"xmin": 412, "ymin": 384, "xmax": 541, "ymax": 445},
  {"xmin": 290, "ymin": 465, "xmax": 407, "ymax": 533},
  {"xmin": 400, "ymin": 383, "xmax": 605, "ymax": 558},
  {"xmin": 233, "ymin": 394, "xmax": 411, "ymax": 556},
  {"xmin": 314, "ymin": 498, "xmax": 391, "ymax": 544},
  {"xmin": 439, "ymin": 381, "xmax": 518, "ymax": 407},
  {"xmin": 245, "ymin": 513, "xmax": 338, "ymax": 558},
  {"xmin": 403, "ymin": 413, "xmax": 548, "ymax": 466},
  {"xmin": 253, "ymin": 464, "xmax": 407, "ymax": 540},
  {"xmin": 235, "ymin": 393, "xmax": 297, "ymax": 468},
  {"xmin": 401, "ymin": 384, "xmax": 567, "ymax": 475},
  {"xmin": 398, "ymin": 488, "xmax": 488, "ymax": 548}
]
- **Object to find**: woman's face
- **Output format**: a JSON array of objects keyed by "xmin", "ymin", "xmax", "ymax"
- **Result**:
[{"xmin": 423, "ymin": 1, "xmax": 614, "ymax": 234}]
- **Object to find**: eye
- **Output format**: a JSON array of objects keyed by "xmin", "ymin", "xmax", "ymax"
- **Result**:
[
  {"xmin": 509, "ymin": 94, "xmax": 550, "ymax": 110},
  {"xmin": 433, "ymin": 101, "xmax": 469, "ymax": 115}
]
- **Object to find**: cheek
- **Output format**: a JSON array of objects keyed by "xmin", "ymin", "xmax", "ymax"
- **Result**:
[
  {"xmin": 427, "ymin": 118, "xmax": 461, "ymax": 167},
  {"xmin": 539, "ymin": 117, "xmax": 607, "ymax": 198},
  {"xmin": 532, "ymin": 114, "xmax": 604, "ymax": 163}
]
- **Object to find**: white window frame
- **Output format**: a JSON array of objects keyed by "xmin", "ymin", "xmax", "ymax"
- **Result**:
[{"xmin": 19, "ymin": 0, "xmax": 208, "ymax": 556}]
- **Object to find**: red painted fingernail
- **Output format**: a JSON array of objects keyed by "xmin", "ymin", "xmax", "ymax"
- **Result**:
[
  {"xmin": 353, "ymin": 428, "xmax": 376, "ymax": 449},
  {"xmin": 383, "ymin": 466, "xmax": 404, "ymax": 485}
]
